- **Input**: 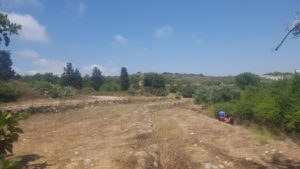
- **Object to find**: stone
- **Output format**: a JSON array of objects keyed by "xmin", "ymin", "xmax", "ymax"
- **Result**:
[
  {"xmin": 204, "ymin": 163, "xmax": 217, "ymax": 169},
  {"xmin": 84, "ymin": 159, "xmax": 92, "ymax": 166},
  {"xmin": 218, "ymin": 164, "xmax": 224, "ymax": 168},
  {"xmin": 245, "ymin": 157, "xmax": 252, "ymax": 161}
]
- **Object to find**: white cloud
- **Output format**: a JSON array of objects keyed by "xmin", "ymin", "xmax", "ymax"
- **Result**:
[
  {"xmin": 114, "ymin": 35, "xmax": 127, "ymax": 46},
  {"xmin": 78, "ymin": 2, "xmax": 86, "ymax": 16},
  {"xmin": 33, "ymin": 58, "xmax": 65, "ymax": 75},
  {"xmin": 7, "ymin": 12, "xmax": 49, "ymax": 43},
  {"xmin": 1, "ymin": 0, "xmax": 42, "ymax": 9},
  {"xmin": 15, "ymin": 49, "xmax": 40, "ymax": 59},
  {"xmin": 154, "ymin": 25, "xmax": 173, "ymax": 38},
  {"xmin": 82, "ymin": 64, "xmax": 118, "ymax": 76}
]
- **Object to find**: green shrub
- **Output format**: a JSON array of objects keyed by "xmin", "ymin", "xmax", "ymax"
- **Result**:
[
  {"xmin": 143, "ymin": 87, "xmax": 168, "ymax": 96},
  {"xmin": 227, "ymin": 75, "xmax": 300, "ymax": 133},
  {"xmin": 178, "ymin": 85, "xmax": 195, "ymax": 98},
  {"xmin": 235, "ymin": 72, "xmax": 260, "ymax": 89},
  {"xmin": 80, "ymin": 87, "xmax": 95, "ymax": 95},
  {"xmin": 175, "ymin": 92, "xmax": 182, "ymax": 100},
  {"xmin": 100, "ymin": 82, "xmax": 121, "ymax": 92},
  {"xmin": 0, "ymin": 82, "xmax": 21, "ymax": 102},
  {"xmin": 0, "ymin": 110, "xmax": 28, "ymax": 169},
  {"xmin": 194, "ymin": 84, "xmax": 240, "ymax": 104},
  {"xmin": 33, "ymin": 81, "xmax": 74, "ymax": 98}
]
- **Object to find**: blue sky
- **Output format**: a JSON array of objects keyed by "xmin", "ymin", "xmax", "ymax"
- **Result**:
[{"xmin": 1, "ymin": 0, "xmax": 300, "ymax": 76}]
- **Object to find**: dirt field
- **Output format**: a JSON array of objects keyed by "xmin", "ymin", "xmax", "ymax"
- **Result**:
[{"xmin": 12, "ymin": 97, "xmax": 300, "ymax": 169}]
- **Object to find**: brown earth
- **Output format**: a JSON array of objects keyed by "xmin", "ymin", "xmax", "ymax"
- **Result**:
[{"xmin": 10, "ymin": 97, "xmax": 300, "ymax": 169}]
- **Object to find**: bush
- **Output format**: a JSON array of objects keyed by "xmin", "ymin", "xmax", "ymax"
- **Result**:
[
  {"xmin": 194, "ymin": 84, "xmax": 240, "ymax": 104},
  {"xmin": 235, "ymin": 72, "xmax": 260, "ymax": 89},
  {"xmin": 0, "ymin": 82, "xmax": 21, "ymax": 102},
  {"xmin": 178, "ymin": 85, "xmax": 195, "ymax": 98},
  {"xmin": 144, "ymin": 87, "xmax": 168, "ymax": 96},
  {"xmin": 33, "ymin": 82, "xmax": 74, "ymax": 98},
  {"xmin": 224, "ymin": 75, "xmax": 300, "ymax": 133},
  {"xmin": 0, "ymin": 110, "xmax": 28, "ymax": 169},
  {"xmin": 175, "ymin": 92, "xmax": 181, "ymax": 99}
]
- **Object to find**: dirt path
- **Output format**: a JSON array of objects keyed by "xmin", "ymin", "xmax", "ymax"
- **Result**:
[{"xmin": 13, "ymin": 99, "xmax": 300, "ymax": 169}]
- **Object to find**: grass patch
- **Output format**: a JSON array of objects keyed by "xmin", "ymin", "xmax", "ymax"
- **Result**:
[{"xmin": 251, "ymin": 126, "xmax": 275, "ymax": 145}]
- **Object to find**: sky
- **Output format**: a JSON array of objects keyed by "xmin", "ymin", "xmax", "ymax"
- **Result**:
[{"xmin": 1, "ymin": 0, "xmax": 300, "ymax": 76}]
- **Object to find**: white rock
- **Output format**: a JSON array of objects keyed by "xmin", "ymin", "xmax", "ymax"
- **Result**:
[
  {"xmin": 204, "ymin": 163, "xmax": 217, "ymax": 169},
  {"xmin": 190, "ymin": 132, "xmax": 194, "ymax": 135},
  {"xmin": 218, "ymin": 164, "xmax": 224, "ymax": 168},
  {"xmin": 245, "ymin": 157, "xmax": 252, "ymax": 161},
  {"xmin": 153, "ymin": 161, "xmax": 158, "ymax": 167},
  {"xmin": 74, "ymin": 151, "xmax": 79, "ymax": 155},
  {"xmin": 84, "ymin": 159, "xmax": 92, "ymax": 166}
]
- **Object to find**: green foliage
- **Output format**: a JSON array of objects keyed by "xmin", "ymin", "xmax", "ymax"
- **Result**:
[
  {"xmin": 61, "ymin": 63, "xmax": 83, "ymax": 89},
  {"xmin": 168, "ymin": 84, "xmax": 177, "ymax": 93},
  {"xmin": 144, "ymin": 87, "xmax": 168, "ymax": 96},
  {"xmin": 21, "ymin": 73, "xmax": 60, "ymax": 85},
  {"xmin": 0, "ymin": 156, "xmax": 22, "ymax": 169},
  {"xmin": 0, "ymin": 13, "xmax": 21, "ymax": 47},
  {"xmin": 194, "ymin": 84, "xmax": 240, "ymax": 104},
  {"xmin": 175, "ymin": 92, "xmax": 181, "ymax": 100},
  {"xmin": 235, "ymin": 72, "xmax": 260, "ymax": 89},
  {"xmin": 100, "ymin": 77, "xmax": 121, "ymax": 92},
  {"xmin": 0, "ymin": 51, "xmax": 15, "ymax": 81},
  {"xmin": 143, "ymin": 73, "xmax": 167, "ymax": 96},
  {"xmin": 0, "ymin": 82, "xmax": 21, "ymax": 102},
  {"xmin": 217, "ymin": 74, "xmax": 300, "ymax": 133},
  {"xmin": 120, "ymin": 67, "xmax": 129, "ymax": 91},
  {"xmin": 178, "ymin": 85, "xmax": 196, "ymax": 98},
  {"xmin": 129, "ymin": 75, "xmax": 141, "ymax": 89},
  {"xmin": 143, "ymin": 73, "xmax": 166, "ymax": 88},
  {"xmin": 91, "ymin": 67, "xmax": 104, "ymax": 91},
  {"xmin": 33, "ymin": 81, "xmax": 74, "ymax": 98},
  {"xmin": 0, "ymin": 110, "xmax": 28, "ymax": 169}
]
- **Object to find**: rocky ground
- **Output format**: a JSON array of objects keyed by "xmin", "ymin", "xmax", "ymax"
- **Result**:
[{"xmin": 11, "ymin": 96, "xmax": 300, "ymax": 169}]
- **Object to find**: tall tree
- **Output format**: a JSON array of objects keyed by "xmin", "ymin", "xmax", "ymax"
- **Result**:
[
  {"xmin": 61, "ymin": 62, "xmax": 74, "ymax": 86},
  {"xmin": 0, "ymin": 13, "xmax": 21, "ymax": 81},
  {"xmin": 120, "ymin": 67, "xmax": 129, "ymax": 90},
  {"xmin": 61, "ymin": 63, "xmax": 83, "ymax": 89},
  {"xmin": 91, "ymin": 67, "xmax": 104, "ymax": 91},
  {"xmin": 73, "ymin": 68, "xmax": 83, "ymax": 89},
  {"xmin": 0, "ymin": 51, "xmax": 15, "ymax": 81}
]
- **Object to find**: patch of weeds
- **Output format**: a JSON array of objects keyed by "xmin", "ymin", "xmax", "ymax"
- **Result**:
[
  {"xmin": 271, "ymin": 151, "xmax": 282, "ymax": 162},
  {"xmin": 251, "ymin": 126, "xmax": 273, "ymax": 145}
]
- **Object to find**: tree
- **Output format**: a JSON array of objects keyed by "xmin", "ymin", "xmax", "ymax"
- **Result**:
[
  {"xmin": 0, "ymin": 13, "xmax": 21, "ymax": 81},
  {"xmin": 0, "ymin": 13, "xmax": 21, "ymax": 47},
  {"xmin": 0, "ymin": 51, "xmax": 15, "ymax": 81},
  {"xmin": 61, "ymin": 63, "xmax": 82, "ymax": 89},
  {"xmin": 91, "ymin": 67, "xmax": 104, "ymax": 91},
  {"xmin": 73, "ymin": 68, "xmax": 83, "ymax": 89},
  {"xmin": 120, "ymin": 67, "xmax": 129, "ymax": 90},
  {"xmin": 235, "ymin": 72, "xmax": 260, "ymax": 89},
  {"xmin": 61, "ymin": 62, "xmax": 74, "ymax": 86},
  {"xmin": 275, "ymin": 19, "xmax": 300, "ymax": 51}
]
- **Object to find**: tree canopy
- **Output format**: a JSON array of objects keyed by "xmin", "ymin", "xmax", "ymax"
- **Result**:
[
  {"xmin": 0, "ymin": 13, "xmax": 21, "ymax": 47},
  {"xmin": 120, "ymin": 67, "xmax": 129, "ymax": 91},
  {"xmin": 235, "ymin": 72, "xmax": 260, "ymax": 89},
  {"xmin": 91, "ymin": 67, "xmax": 104, "ymax": 91},
  {"xmin": 61, "ymin": 63, "xmax": 83, "ymax": 89}
]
